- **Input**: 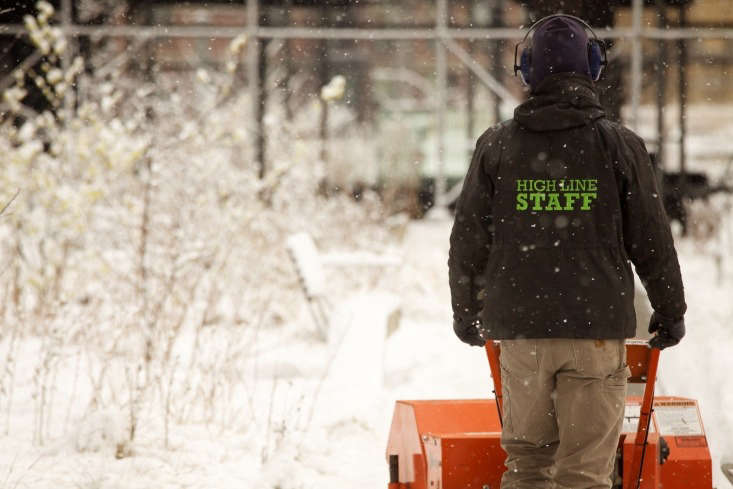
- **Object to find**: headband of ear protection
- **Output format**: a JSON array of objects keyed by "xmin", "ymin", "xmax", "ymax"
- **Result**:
[{"xmin": 513, "ymin": 13, "xmax": 607, "ymax": 87}]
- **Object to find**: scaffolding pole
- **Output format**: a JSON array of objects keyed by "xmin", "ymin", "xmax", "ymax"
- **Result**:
[
  {"xmin": 630, "ymin": 0, "xmax": 643, "ymax": 131},
  {"xmin": 2, "ymin": 24, "xmax": 733, "ymax": 40},
  {"xmin": 491, "ymin": 0, "xmax": 505, "ymax": 124},
  {"xmin": 435, "ymin": 0, "xmax": 448, "ymax": 209},
  {"xmin": 442, "ymin": 38, "xmax": 518, "ymax": 107},
  {"xmin": 678, "ymin": 5, "xmax": 689, "ymax": 234},
  {"xmin": 466, "ymin": 0, "xmax": 477, "ymax": 146},
  {"xmin": 655, "ymin": 0, "xmax": 667, "ymax": 170},
  {"xmin": 60, "ymin": 0, "xmax": 73, "ymax": 120},
  {"xmin": 247, "ymin": 0, "xmax": 263, "ymax": 178}
]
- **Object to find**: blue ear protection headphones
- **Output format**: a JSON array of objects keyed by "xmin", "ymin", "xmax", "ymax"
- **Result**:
[{"xmin": 513, "ymin": 14, "xmax": 607, "ymax": 87}]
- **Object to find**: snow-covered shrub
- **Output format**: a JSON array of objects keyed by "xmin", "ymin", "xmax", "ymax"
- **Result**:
[
  {"xmin": 74, "ymin": 409, "xmax": 128, "ymax": 457},
  {"xmin": 0, "ymin": 1, "xmax": 399, "ymax": 453}
]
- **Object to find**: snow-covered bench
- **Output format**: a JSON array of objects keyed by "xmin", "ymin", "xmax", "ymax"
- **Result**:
[
  {"xmin": 286, "ymin": 232, "xmax": 402, "ymax": 425},
  {"xmin": 286, "ymin": 232, "xmax": 401, "ymax": 340}
]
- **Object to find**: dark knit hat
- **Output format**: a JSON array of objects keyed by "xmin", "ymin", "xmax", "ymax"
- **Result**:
[{"xmin": 530, "ymin": 16, "xmax": 591, "ymax": 91}]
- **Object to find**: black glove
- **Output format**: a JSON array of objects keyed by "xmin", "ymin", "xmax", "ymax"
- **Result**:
[
  {"xmin": 453, "ymin": 317, "xmax": 486, "ymax": 347},
  {"xmin": 648, "ymin": 311, "xmax": 685, "ymax": 350}
]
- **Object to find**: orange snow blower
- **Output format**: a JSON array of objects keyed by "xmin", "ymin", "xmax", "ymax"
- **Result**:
[{"xmin": 386, "ymin": 340, "xmax": 714, "ymax": 489}]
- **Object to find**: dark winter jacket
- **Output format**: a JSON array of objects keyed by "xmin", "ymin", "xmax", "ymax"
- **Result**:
[{"xmin": 448, "ymin": 73, "xmax": 686, "ymax": 340}]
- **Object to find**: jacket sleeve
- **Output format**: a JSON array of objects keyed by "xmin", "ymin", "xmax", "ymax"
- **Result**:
[
  {"xmin": 448, "ymin": 132, "xmax": 495, "ymax": 322},
  {"xmin": 619, "ymin": 131, "xmax": 687, "ymax": 320}
]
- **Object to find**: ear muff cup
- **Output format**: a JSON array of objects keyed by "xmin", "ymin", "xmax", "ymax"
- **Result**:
[
  {"xmin": 514, "ymin": 14, "xmax": 609, "ymax": 88},
  {"xmin": 520, "ymin": 39, "xmax": 604, "ymax": 86},
  {"xmin": 519, "ymin": 48, "xmax": 532, "ymax": 86},
  {"xmin": 588, "ymin": 40, "xmax": 605, "ymax": 81}
]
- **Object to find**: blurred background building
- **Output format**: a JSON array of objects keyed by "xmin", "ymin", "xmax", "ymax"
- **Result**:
[{"xmin": 2, "ymin": 0, "xmax": 733, "ymax": 224}]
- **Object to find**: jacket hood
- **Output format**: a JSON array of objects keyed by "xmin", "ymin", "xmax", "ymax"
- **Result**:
[{"xmin": 514, "ymin": 73, "xmax": 605, "ymax": 132}]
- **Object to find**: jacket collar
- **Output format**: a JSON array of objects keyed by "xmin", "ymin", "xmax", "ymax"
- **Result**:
[{"xmin": 514, "ymin": 73, "xmax": 605, "ymax": 132}]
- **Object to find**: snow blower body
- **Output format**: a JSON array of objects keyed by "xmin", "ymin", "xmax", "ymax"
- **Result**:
[{"xmin": 386, "ymin": 340, "xmax": 713, "ymax": 489}]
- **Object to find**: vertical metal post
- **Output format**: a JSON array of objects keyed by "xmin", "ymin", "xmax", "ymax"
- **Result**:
[
  {"xmin": 60, "ymin": 0, "xmax": 72, "ymax": 67},
  {"xmin": 435, "ymin": 0, "xmax": 448, "ymax": 209},
  {"xmin": 318, "ymin": 6, "xmax": 329, "ymax": 164},
  {"xmin": 630, "ymin": 0, "xmax": 643, "ymax": 131},
  {"xmin": 283, "ymin": 0, "xmax": 293, "ymax": 121},
  {"xmin": 258, "ymin": 33, "xmax": 268, "ymax": 172},
  {"xmin": 60, "ymin": 0, "xmax": 74, "ymax": 119},
  {"xmin": 247, "ymin": 0, "xmax": 263, "ymax": 178},
  {"xmin": 655, "ymin": 0, "xmax": 667, "ymax": 171},
  {"xmin": 677, "ymin": 5, "xmax": 688, "ymax": 235},
  {"xmin": 466, "ymin": 0, "xmax": 475, "ymax": 150},
  {"xmin": 491, "ymin": 0, "xmax": 505, "ymax": 124},
  {"xmin": 466, "ymin": 46, "xmax": 474, "ymax": 148}
]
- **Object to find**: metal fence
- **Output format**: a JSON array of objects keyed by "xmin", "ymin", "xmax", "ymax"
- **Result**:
[{"xmin": 2, "ymin": 0, "xmax": 733, "ymax": 205}]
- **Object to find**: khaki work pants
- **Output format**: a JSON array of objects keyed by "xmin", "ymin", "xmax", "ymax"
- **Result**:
[{"xmin": 499, "ymin": 338, "xmax": 630, "ymax": 489}]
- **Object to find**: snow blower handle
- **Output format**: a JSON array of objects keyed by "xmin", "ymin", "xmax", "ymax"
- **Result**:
[
  {"xmin": 629, "ymin": 346, "xmax": 661, "ymax": 489},
  {"xmin": 484, "ymin": 341, "xmax": 503, "ymax": 426}
]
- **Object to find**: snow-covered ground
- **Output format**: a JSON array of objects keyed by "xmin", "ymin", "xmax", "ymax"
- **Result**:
[
  {"xmin": 1, "ymin": 9, "xmax": 731, "ymax": 481},
  {"xmin": 0, "ymin": 204, "xmax": 731, "ymax": 488}
]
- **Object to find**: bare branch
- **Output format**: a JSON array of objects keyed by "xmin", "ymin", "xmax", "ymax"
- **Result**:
[{"xmin": 0, "ymin": 189, "xmax": 19, "ymax": 217}]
